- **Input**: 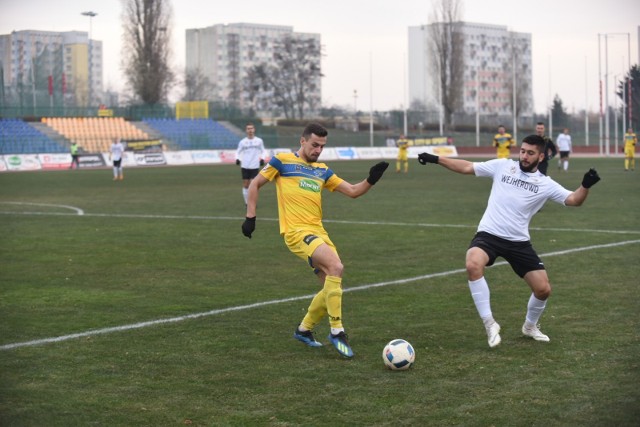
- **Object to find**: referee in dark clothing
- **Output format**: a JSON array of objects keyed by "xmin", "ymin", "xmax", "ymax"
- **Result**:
[{"xmin": 535, "ymin": 122, "xmax": 557, "ymax": 175}]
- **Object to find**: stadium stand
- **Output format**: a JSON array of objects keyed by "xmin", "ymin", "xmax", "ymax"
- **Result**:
[
  {"xmin": 0, "ymin": 118, "xmax": 66, "ymax": 154},
  {"xmin": 143, "ymin": 118, "xmax": 239, "ymax": 150},
  {"xmin": 43, "ymin": 117, "xmax": 150, "ymax": 153}
]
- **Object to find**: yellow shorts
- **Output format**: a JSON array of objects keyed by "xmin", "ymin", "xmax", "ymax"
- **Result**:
[
  {"xmin": 397, "ymin": 153, "xmax": 408, "ymax": 161},
  {"xmin": 284, "ymin": 228, "xmax": 338, "ymax": 272},
  {"xmin": 624, "ymin": 148, "xmax": 635, "ymax": 157}
]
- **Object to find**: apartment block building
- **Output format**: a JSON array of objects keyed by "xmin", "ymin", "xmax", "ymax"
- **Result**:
[
  {"xmin": 408, "ymin": 22, "xmax": 533, "ymax": 119},
  {"xmin": 185, "ymin": 22, "xmax": 321, "ymax": 114},
  {"xmin": 0, "ymin": 29, "xmax": 103, "ymax": 107}
]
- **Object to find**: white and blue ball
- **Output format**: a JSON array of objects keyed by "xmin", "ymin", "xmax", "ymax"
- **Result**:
[{"xmin": 382, "ymin": 339, "xmax": 415, "ymax": 370}]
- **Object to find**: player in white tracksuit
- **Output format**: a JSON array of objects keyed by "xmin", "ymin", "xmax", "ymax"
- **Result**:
[{"xmin": 417, "ymin": 134, "xmax": 601, "ymax": 348}]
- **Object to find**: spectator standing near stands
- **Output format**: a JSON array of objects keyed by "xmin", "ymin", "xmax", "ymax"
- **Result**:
[
  {"xmin": 69, "ymin": 142, "xmax": 79, "ymax": 169},
  {"xmin": 236, "ymin": 123, "xmax": 265, "ymax": 205},
  {"xmin": 556, "ymin": 128, "xmax": 572, "ymax": 172},
  {"xmin": 493, "ymin": 125, "xmax": 515, "ymax": 159},
  {"xmin": 535, "ymin": 122, "xmax": 557, "ymax": 175},
  {"xmin": 110, "ymin": 138, "xmax": 125, "ymax": 181}
]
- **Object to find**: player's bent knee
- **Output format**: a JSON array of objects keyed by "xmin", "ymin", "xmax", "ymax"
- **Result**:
[
  {"xmin": 465, "ymin": 259, "xmax": 484, "ymax": 279},
  {"xmin": 326, "ymin": 261, "xmax": 344, "ymax": 277}
]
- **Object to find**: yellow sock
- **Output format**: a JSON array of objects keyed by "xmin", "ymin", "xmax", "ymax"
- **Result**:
[
  {"xmin": 396, "ymin": 160, "xmax": 401, "ymax": 172},
  {"xmin": 300, "ymin": 289, "xmax": 327, "ymax": 330},
  {"xmin": 625, "ymin": 158, "xmax": 629, "ymax": 170},
  {"xmin": 324, "ymin": 276, "xmax": 343, "ymax": 329}
]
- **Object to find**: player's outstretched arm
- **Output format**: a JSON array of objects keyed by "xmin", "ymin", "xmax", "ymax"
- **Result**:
[
  {"xmin": 417, "ymin": 153, "xmax": 475, "ymax": 175},
  {"xmin": 565, "ymin": 168, "xmax": 601, "ymax": 207},
  {"xmin": 334, "ymin": 161, "xmax": 389, "ymax": 198},
  {"xmin": 242, "ymin": 174, "xmax": 269, "ymax": 238}
]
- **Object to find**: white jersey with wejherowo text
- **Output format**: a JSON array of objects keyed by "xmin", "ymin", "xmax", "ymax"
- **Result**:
[
  {"xmin": 236, "ymin": 137, "xmax": 265, "ymax": 169},
  {"xmin": 473, "ymin": 159, "xmax": 572, "ymax": 242}
]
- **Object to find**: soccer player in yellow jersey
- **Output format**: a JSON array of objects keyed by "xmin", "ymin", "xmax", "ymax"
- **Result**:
[
  {"xmin": 493, "ymin": 125, "xmax": 514, "ymax": 159},
  {"xmin": 242, "ymin": 123, "xmax": 389, "ymax": 358},
  {"xmin": 623, "ymin": 128, "xmax": 637, "ymax": 171},
  {"xmin": 396, "ymin": 135, "xmax": 410, "ymax": 173}
]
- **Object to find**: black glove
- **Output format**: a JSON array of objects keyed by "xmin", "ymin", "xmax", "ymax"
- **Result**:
[
  {"xmin": 418, "ymin": 152, "xmax": 439, "ymax": 165},
  {"xmin": 242, "ymin": 216, "xmax": 256, "ymax": 238},
  {"xmin": 260, "ymin": 159, "xmax": 265, "ymax": 167},
  {"xmin": 236, "ymin": 159, "xmax": 241, "ymax": 166},
  {"xmin": 367, "ymin": 161, "xmax": 389, "ymax": 185},
  {"xmin": 581, "ymin": 168, "xmax": 601, "ymax": 189}
]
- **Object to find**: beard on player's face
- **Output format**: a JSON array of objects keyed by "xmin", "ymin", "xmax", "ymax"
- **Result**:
[{"xmin": 519, "ymin": 157, "xmax": 540, "ymax": 172}]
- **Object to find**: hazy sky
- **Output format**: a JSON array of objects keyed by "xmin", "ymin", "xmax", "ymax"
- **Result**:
[{"xmin": 1, "ymin": 0, "xmax": 638, "ymax": 114}]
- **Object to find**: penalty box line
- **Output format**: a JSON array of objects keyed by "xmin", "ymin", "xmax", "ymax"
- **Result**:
[{"xmin": 1, "ymin": 239, "xmax": 639, "ymax": 352}]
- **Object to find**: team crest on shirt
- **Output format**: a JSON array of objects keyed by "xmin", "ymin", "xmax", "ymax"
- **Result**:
[{"xmin": 510, "ymin": 164, "xmax": 517, "ymax": 174}]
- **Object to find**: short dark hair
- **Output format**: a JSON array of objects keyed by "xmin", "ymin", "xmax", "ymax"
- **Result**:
[
  {"xmin": 498, "ymin": 124, "xmax": 505, "ymax": 128},
  {"xmin": 302, "ymin": 123, "xmax": 328, "ymax": 139},
  {"xmin": 522, "ymin": 134, "xmax": 546, "ymax": 152},
  {"xmin": 536, "ymin": 122, "xmax": 545, "ymax": 126}
]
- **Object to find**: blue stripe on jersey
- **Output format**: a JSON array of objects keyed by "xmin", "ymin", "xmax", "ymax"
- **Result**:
[{"xmin": 269, "ymin": 156, "xmax": 335, "ymax": 182}]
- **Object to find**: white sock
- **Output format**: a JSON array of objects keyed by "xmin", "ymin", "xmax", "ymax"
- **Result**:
[
  {"xmin": 563, "ymin": 161, "xmax": 568, "ymax": 171},
  {"xmin": 242, "ymin": 188, "xmax": 248, "ymax": 204},
  {"xmin": 113, "ymin": 167, "xmax": 118, "ymax": 178},
  {"xmin": 469, "ymin": 277, "xmax": 492, "ymax": 321},
  {"xmin": 330, "ymin": 327, "xmax": 344, "ymax": 336},
  {"xmin": 525, "ymin": 294, "xmax": 547, "ymax": 325}
]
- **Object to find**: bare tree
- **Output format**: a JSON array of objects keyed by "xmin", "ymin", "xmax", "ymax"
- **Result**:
[
  {"xmin": 182, "ymin": 68, "xmax": 215, "ymax": 101},
  {"xmin": 428, "ymin": 0, "xmax": 465, "ymax": 131},
  {"xmin": 246, "ymin": 35, "xmax": 322, "ymax": 119},
  {"xmin": 121, "ymin": 0, "xmax": 174, "ymax": 104}
]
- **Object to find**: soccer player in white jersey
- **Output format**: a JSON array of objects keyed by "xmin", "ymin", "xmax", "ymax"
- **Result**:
[
  {"xmin": 110, "ymin": 138, "xmax": 125, "ymax": 181},
  {"xmin": 556, "ymin": 128, "xmax": 572, "ymax": 172},
  {"xmin": 235, "ymin": 123, "xmax": 266, "ymax": 205},
  {"xmin": 417, "ymin": 135, "xmax": 601, "ymax": 348}
]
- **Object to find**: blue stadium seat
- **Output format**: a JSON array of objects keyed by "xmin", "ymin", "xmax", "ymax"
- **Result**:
[
  {"xmin": 142, "ymin": 118, "xmax": 240, "ymax": 150},
  {"xmin": 0, "ymin": 119, "xmax": 66, "ymax": 154}
]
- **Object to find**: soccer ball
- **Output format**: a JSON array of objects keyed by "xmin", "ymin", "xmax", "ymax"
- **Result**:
[{"xmin": 382, "ymin": 339, "xmax": 415, "ymax": 370}]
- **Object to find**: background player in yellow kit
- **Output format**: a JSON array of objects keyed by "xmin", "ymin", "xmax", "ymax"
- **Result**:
[
  {"xmin": 493, "ymin": 125, "xmax": 514, "ymax": 159},
  {"xmin": 396, "ymin": 135, "xmax": 410, "ymax": 173},
  {"xmin": 623, "ymin": 128, "xmax": 637, "ymax": 171},
  {"xmin": 242, "ymin": 123, "xmax": 389, "ymax": 358}
]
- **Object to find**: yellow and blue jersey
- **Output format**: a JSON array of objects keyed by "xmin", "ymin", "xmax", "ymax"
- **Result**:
[
  {"xmin": 260, "ymin": 152, "xmax": 344, "ymax": 235},
  {"xmin": 624, "ymin": 132, "xmax": 637, "ymax": 151},
  {"xmin": 493, "ymin": 133, "xmax": 514, "ymax": 159},
  {"xmin": 397, "ymin": 139, "xmax": 409, "ymax": 160}
]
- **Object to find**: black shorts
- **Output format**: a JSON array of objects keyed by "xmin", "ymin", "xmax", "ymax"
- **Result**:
[
  {"xmin": 241, "ymin": 168, "xmax": 259, "ymax": 180},
  {"xmin": 559, "ymin": 151, "xmax": 570, "ymax": 159},
  {"xmin": 113, "ymin": 159, "xmax": 122, "ymax": 167},
  {"xmin": 468, "ymin": 231, "xmax": 545, "ymax": 278}
]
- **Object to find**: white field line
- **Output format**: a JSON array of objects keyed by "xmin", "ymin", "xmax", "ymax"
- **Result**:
[
  {"xmin": 0, "ymin": 201, "xmax": 84, "ymax": 215},
  {"xmin": 2, "ymin": 239, "xmax": 639, "ymax": 351},
  {"xmin": 1, "ymin": 207, "xmax": 639, "ymax": 235}
]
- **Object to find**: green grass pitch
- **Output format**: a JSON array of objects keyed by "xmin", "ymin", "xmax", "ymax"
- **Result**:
[{"xmin": 0, "ymin": 157, "xmax": 638, "ymax": 425}]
